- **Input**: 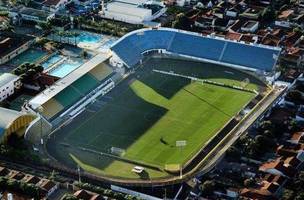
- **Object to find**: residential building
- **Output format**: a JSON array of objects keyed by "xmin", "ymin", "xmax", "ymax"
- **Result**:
[
  {"xmin": 0, "ymin": 73, "xmax": 21, "ymax": 102},
  {"xmin": 0, "ymin": 33, "xmax": 34, "ymax": 64}
]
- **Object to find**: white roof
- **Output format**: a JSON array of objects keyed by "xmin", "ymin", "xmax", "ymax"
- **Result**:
[
  {"xmin": 0, "ymin": 73, "xmax": 19, "ymax": 87},
  {"xmin": 29, "ymin": 53, "xmax": 109, "ymax": 109},
  {"xmin": 115, "ymin": 0, "xmax": 149, "ymax": 5}
]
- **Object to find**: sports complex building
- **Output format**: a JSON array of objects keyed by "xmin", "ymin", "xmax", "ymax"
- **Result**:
[{"xmin": 24, "ymin": 28, "xmax": 282, "ymax": 184}]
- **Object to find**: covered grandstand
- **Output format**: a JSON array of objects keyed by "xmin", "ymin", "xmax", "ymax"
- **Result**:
[
  {"xmin": 28, "ymin": 54, "xmax": 113, "ymax": 121},
  {"xmin": 0, "ymin": 107, "xmax": 35, "ymax": 143},
  {"xmin": 110, "ymin": 28, "xmax": 281, "ymax": 72}
]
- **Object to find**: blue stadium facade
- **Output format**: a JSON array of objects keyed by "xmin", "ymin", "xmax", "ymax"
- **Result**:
[{"xmin": 111, "ymin": 28, "xmax": 281, "ymax": 72}]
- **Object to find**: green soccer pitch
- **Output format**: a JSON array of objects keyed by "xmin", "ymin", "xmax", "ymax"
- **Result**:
[{"xmin": 47, "ymin": 57, "xmax": 266, "ymax": 179}]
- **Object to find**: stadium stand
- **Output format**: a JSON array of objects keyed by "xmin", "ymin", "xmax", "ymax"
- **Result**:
[
  {"xmin": 54, "ymin": 86, "xmax": 82, "ymax": 108},
  {"xmin": 111, "ymin": 28, "xmax": 281, "ymax": 72},
  {"xmin": 89, "ymin": 63, "xmax": 113, "ymax": 81},
  {"xmin": 168, "ymin": 33, "xmax": 225, "ymax": 61},
  {"xmin": 128, "ymin": 30, "xmax": 175, "ymax": 51},
  {"xmin": 221, "ymin": 42, "xmax": 278, "ymax": 71},
  {"xmin": 111, "ymin": 38, "xmax": 143, "ymax": 67},
  {"xmin": 41, "ymin": 99, "xmax": 64, "ymax": 119},
  {"xmin": 71, "ymin": 74, "xmax": 99, "ymax": 95}
]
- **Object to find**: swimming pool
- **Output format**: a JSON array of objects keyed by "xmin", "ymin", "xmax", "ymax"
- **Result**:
[
  {"xmin": 8, "ymin": 49, "xmax": 47, "ymax": 66},
  {"xmin": 49, "ymin": 60, "xmax": 83, "ymax": 78},
  {"xmin": 42, "ymin": 54, "xmax": 63, "ymax": 69},
  {"xmin": 77, "ymin": 32, "xmax": 102, "ymax": 43}
]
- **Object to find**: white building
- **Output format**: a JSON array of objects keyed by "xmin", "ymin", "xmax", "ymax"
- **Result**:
[
  {"xmin": 0, "ymin": 73, "xmax": 21, "ymax": 102},
  {"xmin": 42, "ymin": 0, "xmax": 70, "ymax": 13},
  {"xmin": 100, "ymin": 0, "xmax": 167, "ymax": 24}
]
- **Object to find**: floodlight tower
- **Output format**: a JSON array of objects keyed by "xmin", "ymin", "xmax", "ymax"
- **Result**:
[{"xmin": 176, "ymin": 140, "xmax": 187, "ymax": 179}]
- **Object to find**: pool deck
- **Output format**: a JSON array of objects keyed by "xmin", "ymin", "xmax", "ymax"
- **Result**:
[
  {"xmin": 29, "ymin": 53, "xmax": 110, "ymax": 109},
  {"xmin": 48, "ymin": 30, "xmax": 117, "ymax": 52}
]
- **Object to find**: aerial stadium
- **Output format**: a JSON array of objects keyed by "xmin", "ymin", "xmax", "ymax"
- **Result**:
[{"xmin": 25, "ymin": 28, "xmax": 281, "ymax": 184}]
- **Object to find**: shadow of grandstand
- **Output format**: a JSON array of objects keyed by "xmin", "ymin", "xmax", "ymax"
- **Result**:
[
  {"xmin": 46, "ymin": 82, "xmax": 172, "ymax": 172},
  {"xmin": 146, "ymin": 57, "xmax": 266, "ymax": 90},
  {"xmin": 45, "ymin": 56, "xmax": 266, "ymax": 177}
]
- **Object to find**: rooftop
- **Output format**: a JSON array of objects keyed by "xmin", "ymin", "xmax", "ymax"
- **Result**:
[
  {"xmin": 0, "ymin": 33, "xmax": 34, "ymax": 58},
  {"xmin": 0, "ymin": 73, "xmax": 19, "ymax": 87}
]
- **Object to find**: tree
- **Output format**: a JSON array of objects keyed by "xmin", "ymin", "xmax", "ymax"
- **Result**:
[
  {"xmin": 199, "ymin": 180, "xmax": 216, "ymax": 196},
  {"xmin": 244, "ymin": 178, "xmax": 256, "ymax": 187},
  {"xmin": 37, "ymin": 21, "xmax": 52, "ymax": 32},
  {"xmin": 259, "ymin": 120, "xmax": 273, "ymax": 132},
  {"xmin": 282, "ymin": 189, "xmax": 295, "ymax": 200},
  {"xmin": 226, "ymin": 146, "xmax": 241, "ymax": 161},
  {"xmin": 172, "ymin": 13, "xmax": 191, "ymax": 30},
  {"xmin": 295, "ymin": 192, "xmax": 304, "ymax": 200},
  {"xmin": 286, "ymin": 90, "xmax": 303, "ymax": 105}
]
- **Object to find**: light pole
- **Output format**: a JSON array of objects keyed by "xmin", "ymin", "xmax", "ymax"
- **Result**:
[
  {"xmin": 176, "ymin": 140, "xmax": 186, "ymax": 179},
  {"xmin": 37, "ymin": 106, "xmax": 44, "ymax": 146}
]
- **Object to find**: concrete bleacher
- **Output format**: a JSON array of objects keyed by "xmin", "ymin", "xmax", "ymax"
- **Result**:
[
  {"xmin": 128, "ymin": 30, "xmax": 175, "ymax": 51},
  {"xmin": 54, "ymin": 86, "xmax": 81, "ymax": 108},
  {"xmin": 221, "ymin": 42, "xmax": 278, "ymax": 71},
  {"xmin": 41, "ymin": 99, "xmax": 64, "ymax": 119},
  {"xmin": 71, "ymin": 74, "xmax": 99, "ymax": 95},
  {"xmin": 168, "ymin": 33, "xmax": 225, "ymax": 61},
  {"xmin": 89, "ymin": 63, "xmax": 113, "ymax": 81},
  {"xmin": 110, "ymin": 28, "xmax": 281, "ymax": 72},
  {"xmin": 40, "ymin": 63, "xmax": 115, "ymax": 121},
  {"xmin": 111, "ymin": 38, "xmax": 143, "ymax": 67}
]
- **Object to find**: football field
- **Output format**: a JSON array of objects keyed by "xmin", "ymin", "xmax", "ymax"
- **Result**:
[{"xmin": 47, "ymin": 58, "xmax": 265, "ymax": 179}]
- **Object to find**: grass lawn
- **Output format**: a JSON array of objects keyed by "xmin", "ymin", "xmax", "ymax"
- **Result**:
[{"xmin": 48, "ymin": 58, "xmax": 264, "ymax": 179}]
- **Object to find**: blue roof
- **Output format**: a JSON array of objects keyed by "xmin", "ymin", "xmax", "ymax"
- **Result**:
[{"xmin": 111, "ymin": 28, "xmax": 281, "ymax": 71}]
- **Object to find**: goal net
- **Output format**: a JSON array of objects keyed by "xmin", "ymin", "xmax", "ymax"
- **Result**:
[{"xmin": 110, "ymin": 147, "xmax": 126, "ymax": 157}]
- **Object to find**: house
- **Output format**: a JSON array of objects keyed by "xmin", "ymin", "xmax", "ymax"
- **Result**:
[
  {"xmin": 241, "ymin": 20, "xmax": 259, "ymax": 33},
  {"xmin": 22, "ymin": 174, "xmax": 41, "ymax": 185},
  {"xmin": 42, "ymin": 0, "xmax": 70, "ymax": 12},
  {"xmin": 240, "ymin": 174, "xmax": 286, "ymax": 200},
  {"xmin": 225, "ymin": 31, "xmax": 242, "ymax": 41},
  {"xmin": 194, "ymin": 15, "xmax": 215, "ymax": 29},
  {"xmin": 9, "ymin": 6, "xmax": 55, "ymax": 24},
  {"xmin": 0, "ymin": 166, "xmax": 9, "ymax": 176},
  {"xmin": 240, "ymin": 185, "xmax": 277, "ymax": 200},
  {"xmin": 0, "ymin": 32, "xmax": 34, "ymax": 64},
  {"xmin": 259, "ymin": 157, "xmax": 297, "ymax": 177},
  {"xmin": 282, "ymin": 47, "xmax": 304, "ymax": 67},
  {"xmin": 0, "ymin": 15, "xmax": 9, "ymax": 31},
  {"xmin": 240, "ymin": 6, "xmax": 266, "ymax": 20},
  {"xmin": 275, "ymin": 9, "xmax": 294, "ymax": 28},
  {"xmin": 277, "ymin": 143, "xmax": 304, "ymax": 162},
  {"xmin": 288, "ymin": 132, "xmax": 304, "ymax": 144},
  {"xmin": 9, "ymin": 171, "xmax": 25, "ymax": 180},
  {"xmin": 281, "ymin": 31, "xmax": 303, "ymax": 48},
  {"xmin": 0, "ymin": 73, "xmax": 22, "ymax": 102},
  {"xmin": 73, "ymin": 189, "xmax": 104, "ymax": 200},
  {"xmin": 262, "ymin": 174, "xmax": 286, "ymax": 186},
  {"xmin": 260, "ymin": 33, "xmax": 281, "ymax": 47},
  {"xmin": 36, "ymin": 179, "xmax": 58, "ymax": 198}
]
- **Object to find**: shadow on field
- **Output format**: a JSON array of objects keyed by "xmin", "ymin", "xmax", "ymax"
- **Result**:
[
  {"xmin": 46, "ymin": 64, "xmax": 191, "ymax": 174},
  {"xmin": 45, "ymin": 57, "xmax": 266, "ymax": 177},
  {"xmin": 147, "ymin": 57, "xmax": 266, "ymax": 89}
]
